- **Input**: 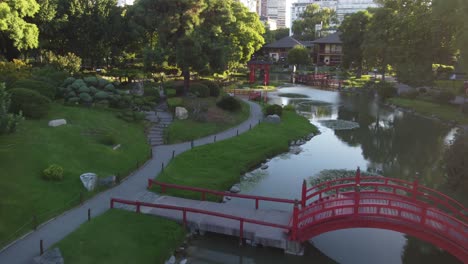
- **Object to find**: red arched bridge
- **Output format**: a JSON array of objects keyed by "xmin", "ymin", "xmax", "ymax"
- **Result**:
[{"xmin": 111, "ymin": 169, "xmax": 467, "ymax": 262}]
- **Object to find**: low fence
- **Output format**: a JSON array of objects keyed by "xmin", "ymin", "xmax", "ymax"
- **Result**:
[
  {"xmin": 110, "ymin": 198, "xmax": 291, "ymax": 244},
  {"xmin": 148, "ymin": 179, "xmax": 297, "ymax": 210}
]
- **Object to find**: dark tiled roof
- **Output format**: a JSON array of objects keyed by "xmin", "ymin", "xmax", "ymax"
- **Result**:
[
  {"xmin": 311, "ymin": 32, "xmax": 342, "ymax": 44},
  {"xmin": 264, "ymin": 36, "xmax": 305, "ymax": 48}
]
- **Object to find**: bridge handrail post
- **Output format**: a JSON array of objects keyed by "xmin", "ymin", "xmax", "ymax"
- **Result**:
[
  {"xmin": 147, "ymin": 179, "xmax": 152, "ymax": 189},
  {"xmin": 412, "ymin": 173, "xmax": 419, "ymax": 200},
  {"xmin": 301, "ymin": 179, "xmax": 307, "ymax": 208},
  {"xmin": 291, "ymin": 199, "xmax": 300, "ymax": 240},
  {"xmin": 110, "ymin": 198, "xmax": 114, "ymax": 209},
  {"xmin": 355, "ymin": 167, "xmax": 361, "ymax": 185},
  {"xmin": 239, "ymin": 220, "xmax": 244, "ymax": 245}
]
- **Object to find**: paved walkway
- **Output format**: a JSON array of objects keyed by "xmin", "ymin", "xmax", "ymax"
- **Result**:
[{"xmin": 0, "ymin": 100, "xmax": 263, "ymax": 264}]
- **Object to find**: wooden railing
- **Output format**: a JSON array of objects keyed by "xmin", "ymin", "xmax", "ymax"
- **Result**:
[{"xmin": 148, "ymin": 179, "xmax": 297, "ymax": 210}]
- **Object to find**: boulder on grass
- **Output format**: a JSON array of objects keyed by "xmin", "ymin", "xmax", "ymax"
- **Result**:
[
  {"xmin": 33, "ymin": 248, "xmax": 64, "ymax": 264},
  {"xmin": 98, "ymin": 175, "xmax": 116, "ymax": 187},
  {"xmin": 80, "ymin": 173, "xmax": 97, "ymax": 191},
  {"xmin": 175, "ymin": 107, "xmax": 188, "ymax": 120},
  {"xmin": 48, "ymin": 119, "xmax": 67, "ymax": 127},
  {"xmin": 264, "ymin": 114, "xmax": 281, "ymax": 124}
]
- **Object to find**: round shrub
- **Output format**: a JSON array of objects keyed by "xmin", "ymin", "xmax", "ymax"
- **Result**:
[
  {"xmin": 104, "ymin": 83, "xmax": 115, "ymax": 91},
  {"xmin": 89, "ymin": 86, "xmax": 98, "ymax": 95},
  {"xmin": 67, "ymin": 91, "xmax": 77, "ymax": 98},
  {"xmin": 190, "ymin": 83, "xmax": 210, "ymax": 97},
  {"xmin": 12, "ymin": 79, "xmax": 56, "ymax": 99},
  {"xmin": 83, "ymin": 76, "xmax": 99, "ymax": 87},
  {"xmin": 9, "ymin": 88, "xmax": 51, "ymax": 118},
  {"xmin": 265, "ymin": 104, "xmax": 283, "ymax": 116},
  {"xmin": 216, "ymin": 95, "xmax": 241, "ymax": 112},
  {"xmin": 98, "ymin": 78, "xmax": 110, "ymax": 88},
  {"xmin": 67, "ymin": 97, "xmax": 80, "ymax": 104},
  {"xmin": 79, "ymin": 92, "xmax": 93, "ymax": 103},
  {"xmin": 42, "ymin": 164, "xmax": 64, "ymax": 181},
  {"xmin": 71, "ymin": 79, "xmax": 86, "ymax": 90},
  {"xmin": 165, "ymin": 89, "xmax": 177, "ymax": 98},
  {"xmin": 63, "ymin": 77, "xmax": 76, "ymax": 86},
  {"xmin": 376, "ymin": 82, "xmax": 397, "ymax": 101},
  {"xmin": 78, "ymin": 86, "xmax": 91, "ymax": 94},
  {"xmin": 434, "ymin": 90, "xmax": 455, "ymax": 104},
  {"xmin": 201, "ymin": 80, "xmax": 220, "ymax": 97},
  {"xmin": 95, "ymin": 91, "xmax": 110, "ymax": 100},
  {"xmin": 95, "ymin": 100, "xmax": 110, "ymax": 108}
]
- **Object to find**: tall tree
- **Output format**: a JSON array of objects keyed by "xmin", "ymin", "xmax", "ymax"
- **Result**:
[
  {"xmin": 339, "ymin": 11, "xmax": 371, "ymax": 78},
  {"xmin": 288, "ymin": 45, "xmax": 310, "ymax": 70},
  {"xmin": 292, "ymin": 4, "xmax": 337, "ymax": 41},
  {"xmin": 0, "ymin": 0, "xmax": 40, "ymax": 59}
]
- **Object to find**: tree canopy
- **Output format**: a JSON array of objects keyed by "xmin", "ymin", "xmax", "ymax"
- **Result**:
[
  {"xmin": 0, "ymin": 0, "xmax": 40, "ymax": 58},
  {"xmin": 292, "ymin": 4, "xmax": 337, "ymax": 41},
  {"xmin": 288, "ymin": 45, "xmax": 310, "ymax": 67}
]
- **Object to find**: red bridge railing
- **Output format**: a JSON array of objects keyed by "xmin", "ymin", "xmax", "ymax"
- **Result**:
[
  {"xmin": 300, "ymin": 168, "xmax": 467, "ymax": 221},
  {"xmin": 148, "ymin": 179, "xmax": 297, "ymax": 210},
  {"xmin": 110, "ymin": 198, "xmax": 291, "ymax": 244}
]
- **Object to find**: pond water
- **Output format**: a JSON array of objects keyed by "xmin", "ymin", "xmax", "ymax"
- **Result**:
[{"xmin": 186, "ymin": 85, "xmax": 462, "ymax": 264}]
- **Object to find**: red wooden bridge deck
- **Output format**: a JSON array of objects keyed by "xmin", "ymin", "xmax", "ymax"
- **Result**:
[{"xmin": 110, "ymin": 169, "xmax": 467, "ymax": 261}]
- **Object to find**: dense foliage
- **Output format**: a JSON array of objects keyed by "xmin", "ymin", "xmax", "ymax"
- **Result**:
[
  {"xmin": 0, "ymin": 83, "xmax": 23, "ymax": 134},
  {"xmin": 9, "ymin": 88, "xmax": 51, "ymax": 118}
]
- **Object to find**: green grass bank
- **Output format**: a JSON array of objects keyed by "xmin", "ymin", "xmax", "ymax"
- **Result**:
[
  {"xmin": 388, "ymin": 98, "xmax": 468, "ymax": 124},
  {"xmin": 0, "ymin": 104, "xmax": 149, "ymax": 246},
  {"xmin": 165, "ymin": 98, "xmax": 250, "ymax": 144},
  {"xmin": 56, "ymin": 210, "xmax": 185, "ymax": 264},
  {"xmin": 153, "ymin": 110, "xmax": 317, "ymax": 199}
]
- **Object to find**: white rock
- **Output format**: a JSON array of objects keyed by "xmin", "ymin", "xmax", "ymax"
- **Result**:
[
  {"xmin": 48, "ymin": 119, "xmax": 67, "ymax": 127},
  {"xmin": 264, "ymin": 114, "xmax": 281, "ymax": 124},
  {"xmin": 112, "ymin": 144, "xmax": 121, "ymax": 150},
  {"xmin": 165, "ymin": 255, "xmax": 176, "ymax": 264},
  {"xmin": 80, "ymin": 173, "xmax": 97, "ymax": 191},
  {"xmin": 290, "ymin": 146, "xmax": 303, "ymax": 155},
  {"xmin": 179, "ymin": 259, "xmax": 188, "ymax": 264},
  {"xmin": 230, "ymin": 185, "xmax": 241, "ymax": 193},
  {"xmin": 261, "ymin": 164, "xmax": 269, "ymax": 170},
  {"xmin": 175, "ymin": 107, "xmax": 188, "ymax": 120}
]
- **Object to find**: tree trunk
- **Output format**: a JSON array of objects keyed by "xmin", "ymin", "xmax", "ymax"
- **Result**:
[
  {"xmin": 183, "ymin": 69, "xmax": 190, "ymax": 95},
  {"xmin": 356, "ymin": 66, "xmax": 363, "ymax": 79}
]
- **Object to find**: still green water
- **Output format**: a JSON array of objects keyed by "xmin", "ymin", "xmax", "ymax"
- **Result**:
[{"xmin": 186, "ymin": 85, "xmax": 462, "ymax": 264}]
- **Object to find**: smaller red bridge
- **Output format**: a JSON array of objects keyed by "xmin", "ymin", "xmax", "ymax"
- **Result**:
[{"xmin": 111, "ymin": 170, "xmax": 467, "ymax": 262}]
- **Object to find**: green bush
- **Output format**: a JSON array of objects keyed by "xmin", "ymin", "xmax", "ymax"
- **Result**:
[
  {"xmin": 78, "ymin": 86, "xmax": 91, "ymax": 94},
  {"xmin": 67, "ymin": 91, "xmax": 77, "ymax": 98},
  {"xmin": 283, "ymin": 104, "xmax": 296, "ymax": 111},
  {"xmin": 190, "ymin": 83, "xmax": 210, "ymax": 98},
  {"xmin": 376, "ymin": 82, "xmax": 397, "ymax": 101},
  {"xmin": 0, "ymin": 83, "xmax": 23, "ymax": 134},
  {"xmin": 462, "ymin": 103, "xmax": 468, "ymax": 116},
  {"xmin": 95, "ymin": 91, "xmax": 110, "ymax": 101},
  {"xmin": 400, "ymin": 91, "xmax": 419, "ymax": 100},
  {"xmin": 166, "ymin": 89, "xmax": 177, "ymax": 98},
  {"xmin": 42, "ymin": 164, "xmax": 64, "ymax": 181},
  {"xmin": 433, "ymin": 90, "xmax": 455, "ymax": 104},
  {"xmin": 104, "ymin": 83, "xmax": 116, "ymax": 91},
  {"xmin": 9, "ymin": 88, "xmax": 51, "ymax": 118},
  {"xmin": 167, "ymin": 98, "xmax": 183, "ymax": 112},
  {"xmin": 165, "ymin": 82, "xmax": 184, "ymax": 95},
  {"xmin": 216, "ymin": 95, "xmax": 241, "ymax": 112},
  {"xmin": 71, "ymin": 79, "xmax": 87, "ymax": 91},
  {"xmin": 84, "ymin": 76, "xmax": 99, "ymax": 87},
  {"xmin": 143, "ymin": 84, "xmax": 160, "ymax": 97},
  {"xmin": 11, "ymin": 79, "xmax": 56, "ymax": 99},
  {"xmin": 117, "ymin": 110, "xmax": 146, "ymax": 122},
  {"xmin": 89, "ymin": 86, "xmax": 98, "ymax": 95},
  {"xmin": 98, "ymin": 78, "xmax": 110, "ymax": 88},
  {"xmin": 265, "ymin": 104, "xmax": 283, "ymax": 116},
  {"xmin": 79, "ymin": 93, "xmax": 93, "ymax": 104},
  {"xmin": 201, "ymin": 80, "xmax": 220, "ymax": 97},
  {"xmin": 31, "ymin": 67, "xmax": 69, "ymax": 87},
  {"xmin": 63, "ymin": 77, "xmax": 76, "ymax": 86},
  {"xmin": 67, "ymin": 97, "xmax": 80, "ymax": 104}
]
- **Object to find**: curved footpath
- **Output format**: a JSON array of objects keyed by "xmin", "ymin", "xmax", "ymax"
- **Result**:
[{"xmin": 0, "ymin": 100, "xmax": 263, "ymax": 264}]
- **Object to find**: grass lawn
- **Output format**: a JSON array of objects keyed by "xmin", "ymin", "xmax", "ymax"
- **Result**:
[
  {"xmin": 389, "ymin": 98, "xmax": 468, "ymax": 124},
  {"xmin": 56, "ymin": 210, "xmax": 185, "ymax": 264},
  {"xmin": 153, "ymin": 110, "xmax": 317, "ymax": 200},
  {"xmin": 434, "ymin": 80, "xmax": 465, "ymax": 96},
  {"xmin": 164, "ymin": 97, "xmax": 250, "ymax": 144},
  {"xmin": 0, "ymin": 104, "xmax": 149, "ymax": 247}
]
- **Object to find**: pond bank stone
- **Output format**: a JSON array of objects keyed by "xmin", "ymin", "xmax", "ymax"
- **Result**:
[
  {"xmin": 175, "ymin": 107, "xmax": 188, "ymax": 120},
  {"xmin": 264, "ymin": 114, "xmax": 281, "ymax": 124},
  {"xmin": 230, "ymin": 185, "xmax": 241, "ymax": 193}
]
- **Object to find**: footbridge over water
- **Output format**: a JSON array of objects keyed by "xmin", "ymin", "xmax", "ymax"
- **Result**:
[{"xmin": 111, "ymin": 169, "xmax": 467, "ymax": 262}]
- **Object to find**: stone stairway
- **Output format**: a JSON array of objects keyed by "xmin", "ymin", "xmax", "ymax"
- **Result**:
[{"xmin": 145, "ymin": 102, "xmax": 173, "ymax": 147}]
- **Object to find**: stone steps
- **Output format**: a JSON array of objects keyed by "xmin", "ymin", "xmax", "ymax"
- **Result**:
[{"xmin": 146, "ymin": 101, "xmax": 173, "ymax": 147}]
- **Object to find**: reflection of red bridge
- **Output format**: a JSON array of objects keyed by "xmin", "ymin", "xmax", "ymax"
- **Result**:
[
  {"xmin": 296, "ymin": 73, "xmax": 343, "ymax": 89},
  {"xmin": 111, "ymin": 169, "xmax": 467, "ymax": 261}
]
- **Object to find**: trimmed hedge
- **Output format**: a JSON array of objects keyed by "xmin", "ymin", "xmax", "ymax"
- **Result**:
[
  {"xmin": 201, "ymin": 80, "xmax": 220, "ymax": 97},
  {"xmin": 11, "ymin": 79, "xmax": 56, "ymax": 99},
  {"xmin": 265, "ymin": 104, "xmax": 283, "ymax": 116},
  {"xmin": 42, "ymin": 164, "xmax": 64, "ymax": 181},
  {"xmin": 190, "ymin": 83, "xmax": 210, "ymax": 98},
  {"xmin": 216, "ymin": 95, "xmax": 241, "ymax": 112},
  {"xmin": 9, "ymin": 88, "xmax": 51, "ymax": 118},
  {"xmin": 167, "ymin": 98, "xmax": 183, "ymax": 112}
]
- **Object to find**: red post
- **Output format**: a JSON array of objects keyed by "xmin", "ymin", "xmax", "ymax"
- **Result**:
[
  {"xmin": 264, "ymin": 65, "xmax": 270, "ymax": 85},
  {"xmin": 412, "ymin": 179, "xmax": 419, "ymax": 200},
  {"xmin": 355, "ymin": 167, "xmax": 361, "ymax": 186},
  {"xmin": 291, "ymin": 199, "xmax": 299, "ymax": 240},
  {"xmin": 249, "ymin": 65, "xmax": 255, "ymax": 84},
  {"xmin": 239, "ymin": 220, "xmax": 244, "ymax": 245},
  {"xmin": 255, "ymin": 199, "xmax": 259, "ymax": 210},
  {"xmin": 136, "ymin": 203, "xmax": 141, "ymax": 213},
  {"xmin": 147, "ymin": 179, "xmax": 152, "ymax": 189},
  {"xmin": 301, "ymin": 179, "xmax": 307, "ymax": 208},
  {"xmin": 110, "ymin": 199, "xmax": 114, "ymax": 209}
]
